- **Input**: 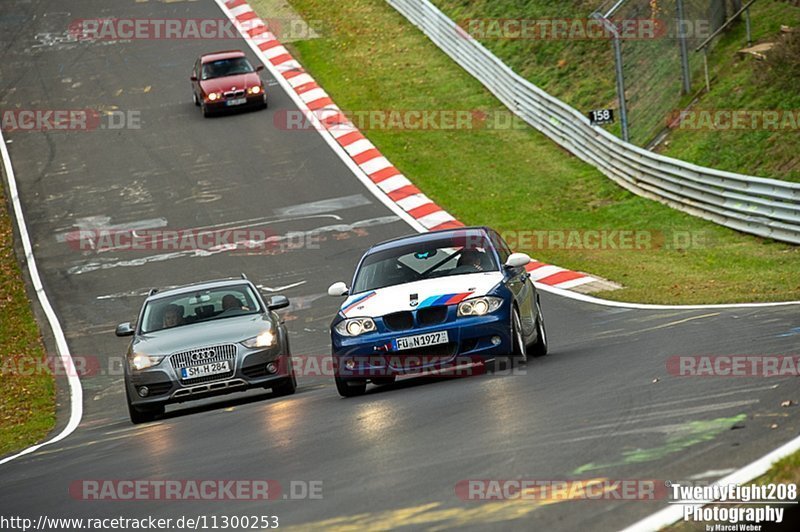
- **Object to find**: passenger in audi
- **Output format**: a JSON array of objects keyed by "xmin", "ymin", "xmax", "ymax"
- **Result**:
[{"xmin": 162, "ymin": 304, "xmax": 183, "ymax": 329}]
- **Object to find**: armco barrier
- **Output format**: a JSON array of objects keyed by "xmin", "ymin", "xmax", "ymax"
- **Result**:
[{"xmin": 387, "ymin": 0, "xmax": 800, "ymax": 245}]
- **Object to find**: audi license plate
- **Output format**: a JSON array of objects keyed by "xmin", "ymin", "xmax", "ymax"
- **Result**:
[
  {"xmin": 226, "ymin": 98, "xmax": 247, "ymax": 106},
  {"xmin": 180, "ymin": 360, "xmax": 230, "ymax": 379},
  {"xmin": 393, "ymin": 331, "xmax": 449, "ymax": 351}
]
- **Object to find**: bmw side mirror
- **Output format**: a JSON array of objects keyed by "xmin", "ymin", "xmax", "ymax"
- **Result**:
[
  {"xmin": 115, "ymin": 322, "xmax": 135, "ymax": 337},
  {"xmin": 505, "ymin": 253, "xmax": 531, "ymax": 269},
  {"xmin": 267, "ymin": 295, "xmax": 290, "ymax": 311},
  {"xmin": 328, "ymin": 282, "xmax": 349, "ymax": 297},
  {"xmin": 190, "ymin": 75, "xmax": 198, "ymax": 81},
  {"xmin": 256, "ymin": 65, "xmax": 265, "ymax": 72}
]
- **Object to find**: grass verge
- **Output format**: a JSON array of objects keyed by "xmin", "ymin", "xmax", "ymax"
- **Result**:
[
  {"xmin": 250, "ymin": 0, "xmax": 800, "ymax": 304},
  {"xmin": 0, "ymin": 181, "xmax": 55, "ymax": 456}
]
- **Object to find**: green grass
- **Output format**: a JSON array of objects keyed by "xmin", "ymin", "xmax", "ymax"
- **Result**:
[
  {"xmin": 431, "ymin": 0, "xmax": 800, "ymax": 180},
  {"xmin": 760, "ymin": 450, "xmax": 800, "ymax": 486},
  {"xmin": 0, "ymin": 186, "xmax": 55, "ymax": 456},
  {"xmin": 251, "ymin": 0, "xmax": 800, "ymax": 304}
]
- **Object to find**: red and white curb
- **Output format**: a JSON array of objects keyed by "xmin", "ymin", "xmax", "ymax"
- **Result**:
[{"xmin": 217, "ymin": 0, "xmax": 616, "ymax": 294}]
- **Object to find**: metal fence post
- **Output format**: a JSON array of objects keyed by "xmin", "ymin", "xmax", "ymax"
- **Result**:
[
  {"xmin": 594, "ymin": 12, "xmax": 630, "ymax": 143},
  {"xmin": 745, "ymin": 6, "xmax": 752, "ymax": 45},
  {"xmin": 677, "ymin": 0, "xmax": 692, "ymax": 94},
  {"xmin": 612, "ymin": 32, "xmax": 630, "ymax": 142}
]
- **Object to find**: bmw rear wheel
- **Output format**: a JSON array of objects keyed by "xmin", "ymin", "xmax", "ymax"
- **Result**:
[
  {"xmin": 529, "ymin": 296, "xmax": 548, "ymax": 357},
  {"xmin": 512, "ymin": 307, "xmax": 527, "ymax": 363}
]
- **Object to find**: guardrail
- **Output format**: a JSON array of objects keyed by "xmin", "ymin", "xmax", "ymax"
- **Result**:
[{"xmin": 387, "ymin": 0, "xmax": 800, "ymax": 244}]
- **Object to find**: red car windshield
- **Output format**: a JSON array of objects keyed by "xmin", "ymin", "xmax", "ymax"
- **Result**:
[{"xmin": 201, "ymin": 57, "xmax": 254, "ymax": 80}]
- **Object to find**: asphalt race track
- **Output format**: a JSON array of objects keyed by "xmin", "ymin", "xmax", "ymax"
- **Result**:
[{"xmin": 1, "ymin": 0, "xmax": 799, "ymax": 530}]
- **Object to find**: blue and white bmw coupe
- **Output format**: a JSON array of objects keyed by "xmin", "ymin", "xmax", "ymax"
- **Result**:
[{"xmin": 327, "ymin": 227, "xmax": 547, "ymax": 396}]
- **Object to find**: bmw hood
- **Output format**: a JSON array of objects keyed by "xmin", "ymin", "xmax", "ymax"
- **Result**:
[
  {"xmin": 132, "ymin": 314, "xmax": 274, "ymax": 356},
  {"xmin": 340, "ymin": 272, "xmax": 503, "ymax": 318}
]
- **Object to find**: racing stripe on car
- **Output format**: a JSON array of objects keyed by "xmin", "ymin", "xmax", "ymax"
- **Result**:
[
  {"xmin": 444, "ymin": 293, "xmax": 473, "ymax": 305},
  {"xmin": 417, "ymin": 292, "xmax": 472, "ymax": 308},
  {"xmin": 342, "ymin": 291, "xmax": 377, "ymax": 315},
  {"xmin": 219, "ymin": 0, "xmax": 616, "ymax": 294}
]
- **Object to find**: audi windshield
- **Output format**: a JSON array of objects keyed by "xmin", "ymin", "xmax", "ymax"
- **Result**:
[{"xmin": 140, "ymin": 284, "xmax": 262, "ymax": 333}]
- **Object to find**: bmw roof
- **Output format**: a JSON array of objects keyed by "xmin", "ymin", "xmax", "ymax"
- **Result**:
[{"xmin": 366, "ymin": 226, "xmax": 493, "ymax": 254}]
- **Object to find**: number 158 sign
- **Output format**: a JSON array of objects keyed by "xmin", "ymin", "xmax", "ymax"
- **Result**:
[{"xmin": 588, "ymin": 109, "xmax": 614, "ymax": 125}]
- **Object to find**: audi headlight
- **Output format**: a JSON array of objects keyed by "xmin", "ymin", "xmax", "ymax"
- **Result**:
[
  {"xmin": 335, "ymin": 317, "xmax": 377, "ymax": 337},
  {"xmin": 207, "ymin": 92, "xmax": 220, "ymax": 101},
  {"xmin": 130, "ymin": 353, "xmax": 164, "ymax": 371},
  {"xmin": 241, "ymin": 330, "xmax": 276, "ymax": 348},
  {"xmin": 248, "ymin": 85, "xmax": 262, "ymax": 94},
  {"xmin": 457, "ymin": 296, "xmax": 503, "ymax": 317}
]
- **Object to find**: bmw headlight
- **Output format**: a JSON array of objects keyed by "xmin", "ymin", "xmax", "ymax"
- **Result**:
[
  {"xmin": 335, "ymin": 317, "xmax": 377, "ymax": 337},
  {"xmin": 130, "ymin": 353, "xmax": 164, "ymax": 371},
  {"xmin": 248, "ymin": 85, "xmax": 262, "ymax": 94},
  {"xmin": 241, "ymin": 330, "xmax": 276, "ymax": 348},
  {"xmin": 457, "ymin": 296, "xmax": 503, "ymax": 317},
  {"xmin": 207, "ymin": 92, "xmax": 220, "ymax": 101}
]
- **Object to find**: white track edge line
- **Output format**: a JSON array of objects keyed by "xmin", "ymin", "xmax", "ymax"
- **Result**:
[{"xmin": 0, "ymin": 131, "xmax": 83, "ymax": 466}]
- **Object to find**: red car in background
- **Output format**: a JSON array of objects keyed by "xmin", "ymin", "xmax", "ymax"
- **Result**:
[{"xmin": 191, "ymin": 50, "xmax": 267, "ymax": 117}]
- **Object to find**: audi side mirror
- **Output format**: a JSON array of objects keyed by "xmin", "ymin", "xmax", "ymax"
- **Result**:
[
  {"xmin": 267, "ymin": 295, "xmax": 290, "ymax": 311},
  {"xmin": 115, "ymin": 322, "xmax": 135, "ymax": 337}
]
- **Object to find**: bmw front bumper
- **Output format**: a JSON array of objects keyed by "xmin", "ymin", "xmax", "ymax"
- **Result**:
[{"xmin": 331, "ymin": 305, "xmax": 513, "ymax": 379}]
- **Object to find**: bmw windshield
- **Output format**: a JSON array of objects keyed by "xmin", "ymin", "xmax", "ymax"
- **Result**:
[
  {"xmin": 201, "ymin": 57, "xmax": 255, "ymax": 80},
  {"xmin": 351, "ymin": 236, "xmax": 498, "ymax": 293},
  {"xmin": 140, "ymin": 284, "xmax": 261, "ymax": 333}
]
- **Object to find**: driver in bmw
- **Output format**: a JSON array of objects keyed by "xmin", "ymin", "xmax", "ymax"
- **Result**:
[{"xmin": 458, "ymin": 248, "xmax": 490, "ymax": 272}]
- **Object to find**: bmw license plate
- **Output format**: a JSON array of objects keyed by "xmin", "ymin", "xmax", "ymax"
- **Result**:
[
  {"xmin": 393, "ymin": 331, "xmax": 449, "ymax": 351},
  {"xmin": 226, "ymin": 98, "xmax": 247, "ymax": 106},
  {"xmin": 180, "ymin": 360, "xmax": 230, "ymax": 379}
]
